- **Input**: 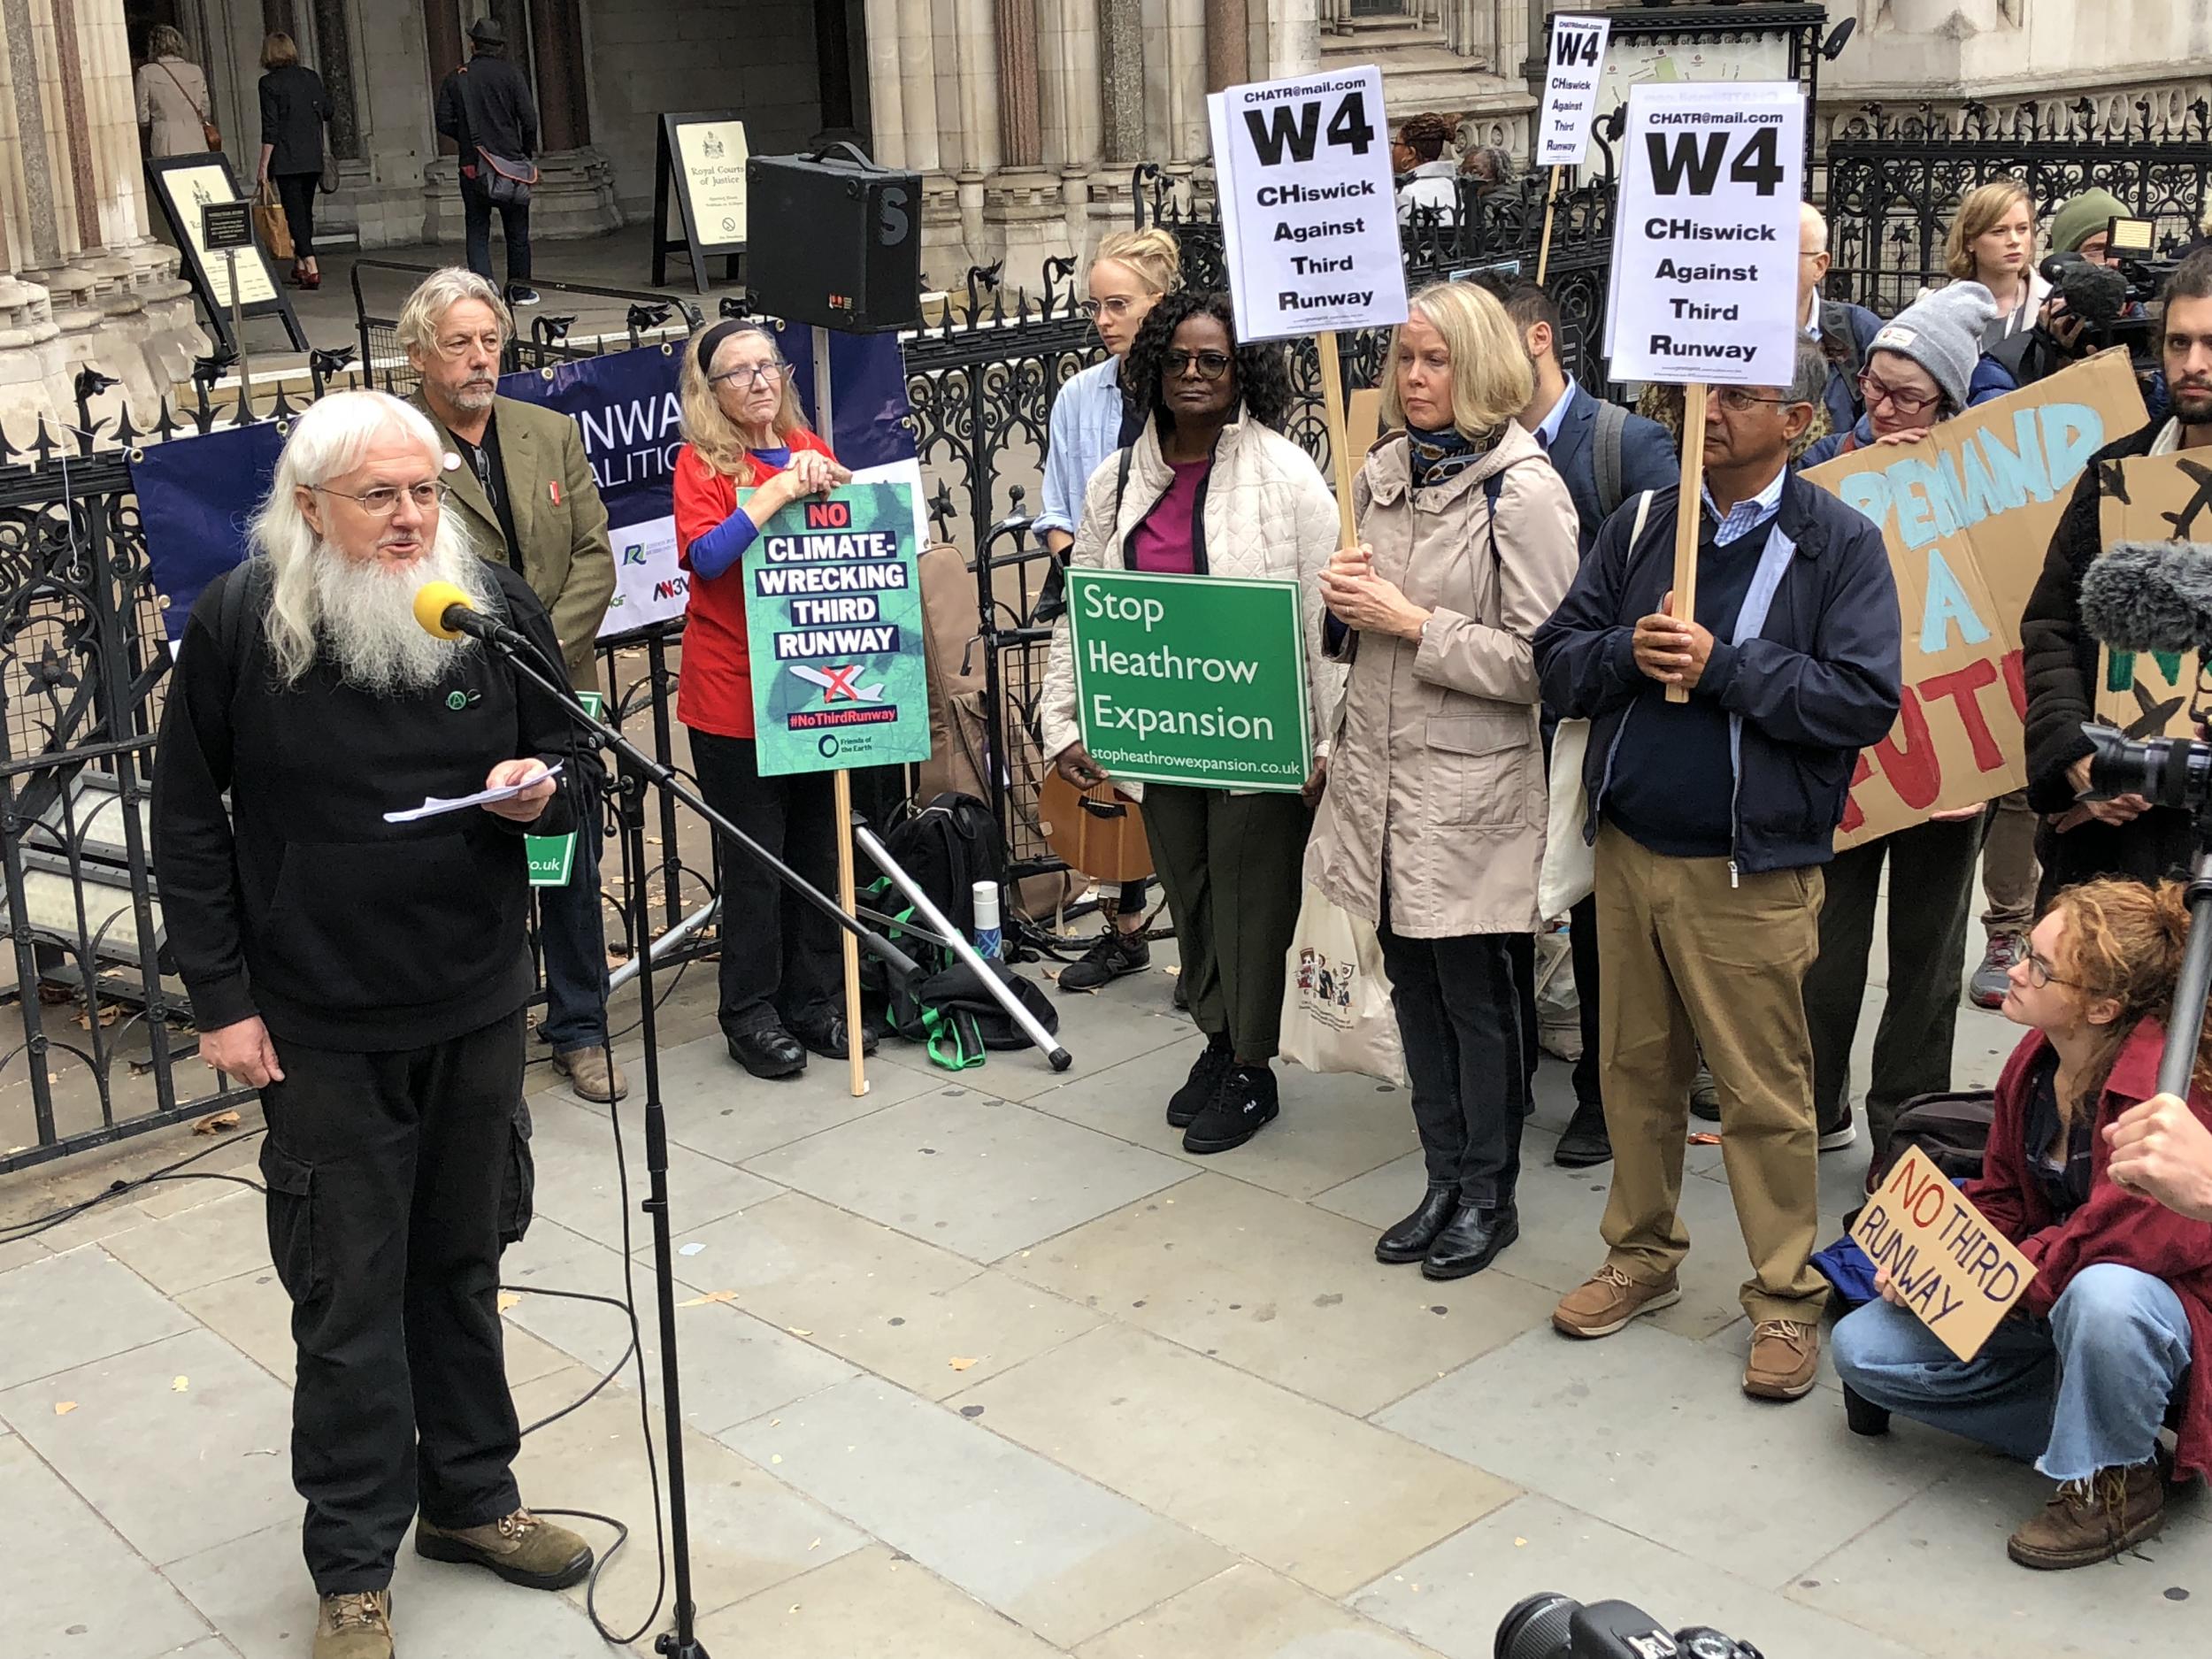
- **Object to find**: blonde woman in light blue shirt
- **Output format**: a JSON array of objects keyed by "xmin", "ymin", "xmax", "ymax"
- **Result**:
[{"xmin": 1038, "ymin": 226, "xmax": 1184, "ymax": 991}]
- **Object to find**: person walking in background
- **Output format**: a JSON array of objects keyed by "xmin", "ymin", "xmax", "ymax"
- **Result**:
[
  {"xmin": 1831, "ymin": 878, "xmax": 2212, "ymax": 1571},
  {"xmin": 136, "ymin": 26, "xmax": 212, "ymax": 160},
  {"xmin": 1796, "ymin": 283, "xmax": 2016, "ymax": 1167},
  {"xmin": 672, "ymin": 319, "xmax": 864, "ymax": 1080},
  {"xmin": 1034, "ymin": 227, "xmax": 1182, "ymax": 993},
  {"xmin": 1533, "ymin": 342, "xmax": 1902, "ymax": 1402},
  {"xmin": 1308, "ymin": 281, "xmax": 1578, "ymax": 1276},
  {"xmin": 400, "ymin": 267, "xmax": 624, "ymax": 1104},
  {"xmin": 435, "ymin": 17, "xmax": 540, "ymax": 307},
  {"xmin": 257, "ymin": 32, "xmax": 331, "ymax": 291},
  {"xmin": 1040, "ymin": 291, "xmax": 1343, "ymax": 1156},
  {"xmin": 1489, "ymin": 275, "xmax": 1678, "ymax": 1170}
]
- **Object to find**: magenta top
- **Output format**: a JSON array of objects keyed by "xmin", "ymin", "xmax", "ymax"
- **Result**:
[{"xmin": 1128, "ymin": 457, "xmax": 1208, "ymax": 574}]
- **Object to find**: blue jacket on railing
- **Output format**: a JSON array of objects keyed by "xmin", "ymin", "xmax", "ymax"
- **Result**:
[{"xmin": 1532, "ymin": 473, "xmax": 1903, "ymax": 876}]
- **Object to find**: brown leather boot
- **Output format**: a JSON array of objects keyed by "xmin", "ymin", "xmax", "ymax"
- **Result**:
[
  {"xmin": 2007, "ymin": 1463, "xmax": 2165, "ymax": 1570},
  {"xmin": 416, "ymin": 1507, "xmax": 593, "ymax": 1589},
  {"xmin": 313, "ymin": 1590, "xmax": 392, "ymax": 1659}
]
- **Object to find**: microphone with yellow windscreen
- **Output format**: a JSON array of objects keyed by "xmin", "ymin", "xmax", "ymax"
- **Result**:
[{"xmin": 412, "ymin": 580, "xmax": 476, "ymax": 641}]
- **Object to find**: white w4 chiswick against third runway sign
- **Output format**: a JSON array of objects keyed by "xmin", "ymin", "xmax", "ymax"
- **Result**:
[
  {"xmin": 1208, "ymin": 65, "xmax": 1409, "ymax": 342},
  {"xmin": 1605, "ymin": 81, "xmax": 1805, "ymax": 388}
]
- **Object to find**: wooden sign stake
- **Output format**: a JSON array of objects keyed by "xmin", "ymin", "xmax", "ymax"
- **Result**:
[
  {"xmin": 1534, "ymin": 165, "xmax": 1563, "ymax": 288},
  {"xmin": 1317, "ymin": 330, "xmax": 1360, "ymax": 547},
  {"xmin": 814, "ymin": 327, "xmax": 869, "ymax": 1099},
  {"xmin": 1666, "ymin": 382, "xmax": 1709, "ymax": 705}
]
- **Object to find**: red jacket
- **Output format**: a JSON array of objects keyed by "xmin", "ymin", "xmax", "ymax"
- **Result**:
[
  {"xmin": 1969, "ymin": 1023, "xmax": 2212, "ymax": 1479},
  {"xmin": 672, "ymin": 431, "xmax": 838, "ymax": 739}
]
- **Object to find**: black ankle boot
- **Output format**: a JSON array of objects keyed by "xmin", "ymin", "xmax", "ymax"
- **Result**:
[
  {"xmin": 1376, "ymin": 1184, "xmax": 1459, "ymax": 1263},
  {"xmin": 1843, "ymin": 1384, "xmax": 1892, "ymax": 1436},
  {"xmin": 1422, "ymin": 1200, "xmax": 1519, "ymax": 1279}
]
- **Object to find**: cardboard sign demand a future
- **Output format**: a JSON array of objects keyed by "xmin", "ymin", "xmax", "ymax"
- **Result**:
[
  {"xmin": 1805, "ymin": 350, "xmax": 2147, "ymax": 848},
  {"xmin": 1605, "ymin": 81, "xmax": 1804, "ymax": 387},
  {"xmin": 1850, "ymin": 1146, "xmax": 2037, "ymax": 1361},
  {"xmin": 1207, "ymin": 65, "xmax": 1409, "ymax": 342},
  {"xmin": 2094, "ymin": 449, "xmax": 2212, "ymax": 741},
  {"xmin": 741, "ymin": 479, "xmax": 932, "ymax": 777},
  {"xmin": 1067, "ymin": 570, "xmax": 1312, "ymax": 793},
  {"xmin": 1536, "ymin": 15, "xmax": 1613, "ymax": 168}
]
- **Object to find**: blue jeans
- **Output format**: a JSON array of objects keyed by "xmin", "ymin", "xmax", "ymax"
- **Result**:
[
  {"xmin": 1831, "ymin": 1263, "xmax": 2192, "ymax": 1481},
  {"xmin": 462, "ymin": 175, "xmax": 531, "ymax": 289},
  {"xmin": 535, "ymin": 772, "xmax": 610, "ymax": 1051}
]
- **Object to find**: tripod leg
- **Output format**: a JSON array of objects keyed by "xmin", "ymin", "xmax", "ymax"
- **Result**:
[{"xmin": 853, "ymin": 821, "xmax": 1072, "ymax": 1071}]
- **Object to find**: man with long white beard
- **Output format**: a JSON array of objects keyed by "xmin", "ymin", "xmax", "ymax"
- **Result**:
[{"xmin": 152, "ymin": 390, "xmax": 592, "ymax": 1659}]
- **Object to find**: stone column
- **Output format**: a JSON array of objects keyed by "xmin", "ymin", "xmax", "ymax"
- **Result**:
[
  {"xmin": 862, "ymin": 0, "xmax": 907, "ymax": 168},
  {"xmin": 530, "ymin": 0, "xmax": 589, "ymax": 150},
  {"xmin": 0, "ymin": 0, "xmax": 203, "ymax": 436},
  {"xmin": 1039, "ymin": 0, "xmax": 1102, "ymax": 257},
  {"xmin": 1207, "ymin": 0, "xmax": 1248, "ymax": 90},
  {"xmin": 984, "ymin": 0, "xmax": 1064, "ymax": 274},
  {"xmin": 1156, "ymin": 0, "xmax": 1209, "ymax": 167}
]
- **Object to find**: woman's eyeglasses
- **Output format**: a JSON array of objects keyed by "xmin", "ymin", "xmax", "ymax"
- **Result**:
[
  {"xmin": 711, "ymin": 363, "xmax": 787, "ymax": 389},
  {"xmin": 1856, "ymin": 371, "xmax": 1942, "ymax": 418},
  {"xmin": 314, "ymin": 481, "xmax": 450, "ymax": 517},
  {"xmin": 1164, "ymin": 349, "xmax": 1233, "ymax": 381},
  {"xmin": 2020, "ymin": 949, "xmax": 2078, "ymax": 990},
  {"xmin": 1079, "ymin": 296, "xmax": 1137, "ymax": 321}
]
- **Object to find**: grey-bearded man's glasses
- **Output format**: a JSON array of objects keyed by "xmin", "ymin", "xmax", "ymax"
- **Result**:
[{"xmin": 314, "ymin": 481, "xmax": 451, "ymax": 517}]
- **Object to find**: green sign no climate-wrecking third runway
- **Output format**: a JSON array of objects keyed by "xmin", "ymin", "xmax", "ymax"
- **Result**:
[{"xmin": 1067, "ymin": 568, "xmax": 1310, "ymax": 793}]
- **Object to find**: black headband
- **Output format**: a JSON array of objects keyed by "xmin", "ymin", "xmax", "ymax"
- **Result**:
[{"xmin": 694, "ymin": 319, "xmax": 758, "ymax": 375}]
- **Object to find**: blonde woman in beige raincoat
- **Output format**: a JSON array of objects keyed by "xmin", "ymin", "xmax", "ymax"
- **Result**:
[{"xmin": 1308, "ymin": 280, "xmax": 1579, "ymax": 1280}]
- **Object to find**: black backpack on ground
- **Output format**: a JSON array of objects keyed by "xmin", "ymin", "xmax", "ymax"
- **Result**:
[
  {"xmin": 880, "ymin": 958, "xmax": 1059, "ymax": 1070},
  {"xmin": 1866, "ymin": 1088, "xmax": 1997, "ymax": 1194},
  {"xmin": 866, "ymin": 791, "xmax": 1008, "ymax": 941}
]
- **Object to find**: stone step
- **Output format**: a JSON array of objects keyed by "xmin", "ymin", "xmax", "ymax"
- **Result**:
[{"xmin": 1325, "ymin": 25, "xmax": 1444, "ymax": 51}]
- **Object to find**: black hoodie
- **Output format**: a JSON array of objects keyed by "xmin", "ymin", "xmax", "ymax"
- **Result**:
[{"xmin": 153, "ymin": 560, "xmax": 578, "ymax": 1051}]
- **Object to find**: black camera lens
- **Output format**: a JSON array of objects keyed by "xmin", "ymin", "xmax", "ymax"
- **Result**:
[
  {"xmin": 2083, "ymin": 721, "xmax": 2212, "ymax": 810},
  {"xmin": 1496, "ymin": 1593, "xmax": 1579, "ymax": 1659}
]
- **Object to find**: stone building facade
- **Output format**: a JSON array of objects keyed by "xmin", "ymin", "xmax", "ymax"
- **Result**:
[{"xmin": 4, "ymin": 0, "xmax": 2210, "ymax": 433}]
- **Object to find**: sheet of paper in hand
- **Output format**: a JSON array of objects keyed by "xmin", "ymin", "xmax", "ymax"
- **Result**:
[{"xmin": 1849, "ymin": 1145, "xmax": 2036, "ymax": 1361}]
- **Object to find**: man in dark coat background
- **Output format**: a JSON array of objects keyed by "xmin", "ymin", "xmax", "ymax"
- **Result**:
[{"xmin": 435, "ymin": 17, "xmax": 540, "ymax": 306}]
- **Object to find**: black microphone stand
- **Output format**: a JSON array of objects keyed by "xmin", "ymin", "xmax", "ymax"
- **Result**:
[{"xmin": 484, "ymin": 631, "xmax": 922, "ymax": 1659}]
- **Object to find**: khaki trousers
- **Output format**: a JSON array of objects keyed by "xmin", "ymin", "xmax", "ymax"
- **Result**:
[
  {"xmin": 1594, "ymin": 824, "xmax": 1830, "ymax": 1323},
  {"xmin": 1979, "ymin": 789, "xmax": 2040, "ymax": 936}
]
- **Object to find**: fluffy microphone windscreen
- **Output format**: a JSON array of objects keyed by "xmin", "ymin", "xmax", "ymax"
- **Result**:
[
  {"xmin": 2078, "ymin": 541, "xmax": 2212, "ymax": 656},
  {"xmin": 411, "ymin": 580, "xmax": 474, "ymax": 641}
]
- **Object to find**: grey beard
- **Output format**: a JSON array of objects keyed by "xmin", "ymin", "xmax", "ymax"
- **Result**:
[{"xmin": 311, "ymin": 541, "xmax": 482, "ymax": 695}]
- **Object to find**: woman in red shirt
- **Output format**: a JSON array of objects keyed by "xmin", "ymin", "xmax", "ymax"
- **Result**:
[{"xmin": 672, "ymin": 319, "xmax": 856, "ymax": 1079}]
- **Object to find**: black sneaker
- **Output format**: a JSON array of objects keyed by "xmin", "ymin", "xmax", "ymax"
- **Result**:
[
  {"xmin": 1058, "ymin": 926, "xmax": 1150, "ymax": 992},
  {"xmin": 1182, "ymin": 1061, "xmax": 1279, "ymax": 1154},
  {"xmin": 1689, "ymin": 1064, "xmax": 1720, "ymax": 1123},
  {"xmin": 1817, "ymin": 1103, "xmax": 1858, "ymax": 1152},
  {"xmin": 1168, "ymin": 1035, "xmax": 1233, "ymax": 1127},
  {"xmin": 1553, "ymin": 1099, "xmax": 1612, "ymax": 1168},
  {"xmin": 508, "ymin": 286, "xmax": 541, "ymax": 307}
]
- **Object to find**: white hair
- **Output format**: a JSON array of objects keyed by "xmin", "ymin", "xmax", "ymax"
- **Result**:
[
  {"xmin": 396, "ymin": 265, "xmax": 514, "ymax": 359},
  {"xmin": 1801, "ymin": 199, "xmax": 1831, "ymax": 254},
  {"xmin": 250, "ymin": 389, "xmax": 491, "ymax": 690}
]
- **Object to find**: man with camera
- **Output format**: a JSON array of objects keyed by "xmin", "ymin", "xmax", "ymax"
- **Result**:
[{"xmin": 2023, "ymin": 249, "xmax": 2212, "ymax": 902}]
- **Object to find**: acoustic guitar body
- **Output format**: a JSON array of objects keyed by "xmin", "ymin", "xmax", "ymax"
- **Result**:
[{"xmin": 1039, "ymin": 772, "xmax": 1156, "ymax": 884}]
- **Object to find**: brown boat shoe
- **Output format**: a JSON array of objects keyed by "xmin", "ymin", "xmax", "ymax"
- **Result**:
[{"xmin": 1743, "ymin": 1318, "xmax": 1821, "ymax": 1402}]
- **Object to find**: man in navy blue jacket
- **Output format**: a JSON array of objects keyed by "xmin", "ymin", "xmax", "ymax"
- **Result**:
[
  {"xmin": 1532, "ymin": 340, "xmax": 1902, "ymax": 1404},
  {"xmin": 1492, "ymin": 276, "xmax": 1677, "ymax": 1168}
]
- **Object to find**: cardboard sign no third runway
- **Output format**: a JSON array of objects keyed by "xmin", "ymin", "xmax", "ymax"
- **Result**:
[{"xmin": 1850, "ymin": 1146, "xmax": 2036, "ymax": 1361}]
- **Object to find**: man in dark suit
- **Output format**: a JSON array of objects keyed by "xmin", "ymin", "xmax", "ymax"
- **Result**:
[
  {"xmin": 1491, "ymin": 278, "xmax": 1678, "ymax": 1169},
  {"xmin": 402, "ymin": 266, "xmax": 624, "ymax": 1103}
]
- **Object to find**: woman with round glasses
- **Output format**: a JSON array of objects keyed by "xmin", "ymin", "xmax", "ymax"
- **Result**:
[
  {"xmin": 1831, "ymin": 876, "xmax": 2212, "ymax": 1572},
  {"xmin": 1036, "ymin": 227, "xmax": 1183, "ymax": 992},
  {"xmin": 671, "ymin": 319, "xmax": 859, "ymax": 1081},
  {"xmin": 1039, "ymin": 289, "xmax": 1342, "ymax": 1156},
  {"xmin": 1797, "ymin": 281, "xmax": 2016, "ymax": 1167}
]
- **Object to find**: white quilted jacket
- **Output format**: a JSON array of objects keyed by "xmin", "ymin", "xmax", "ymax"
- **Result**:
[{"xmin": 1037, "ymin": 411, "xmax": 1347, "ymax": 796}]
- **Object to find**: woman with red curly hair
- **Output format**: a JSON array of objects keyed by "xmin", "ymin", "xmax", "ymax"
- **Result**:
[{"xmin": 1832, "ymin": 878, "xmax": 2212, "ymax": 1571}]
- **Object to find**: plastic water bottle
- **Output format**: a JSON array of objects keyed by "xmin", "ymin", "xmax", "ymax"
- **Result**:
[{"xmin": 972, "ymin": 880, "xmax": 1002, "ymax": 960}]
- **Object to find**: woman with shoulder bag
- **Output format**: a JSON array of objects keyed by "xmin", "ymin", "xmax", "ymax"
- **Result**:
[
  {"xmin": 257, "ymin": 32, "xmax": 332, "ymax": 289},
  {"xmin": 1034, "ymin": 227, "xmax": 1181, "ymax": 991},
  {"xmin": 1308, "ymin": 280, "xmax": 1579, "ymax": 1278},
  {"xmin": 136, "ymin": 27, "xmax": 215, "ymax": 160},
  {"xmin": 1039, "ymin": 290, "xmax": 1344, "ymax": 1156}
]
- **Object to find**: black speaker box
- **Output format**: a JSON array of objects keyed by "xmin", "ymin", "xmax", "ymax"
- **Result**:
[{"xmin": 744, "ymin": 143, "xmax": 922, "ymax": 334}]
